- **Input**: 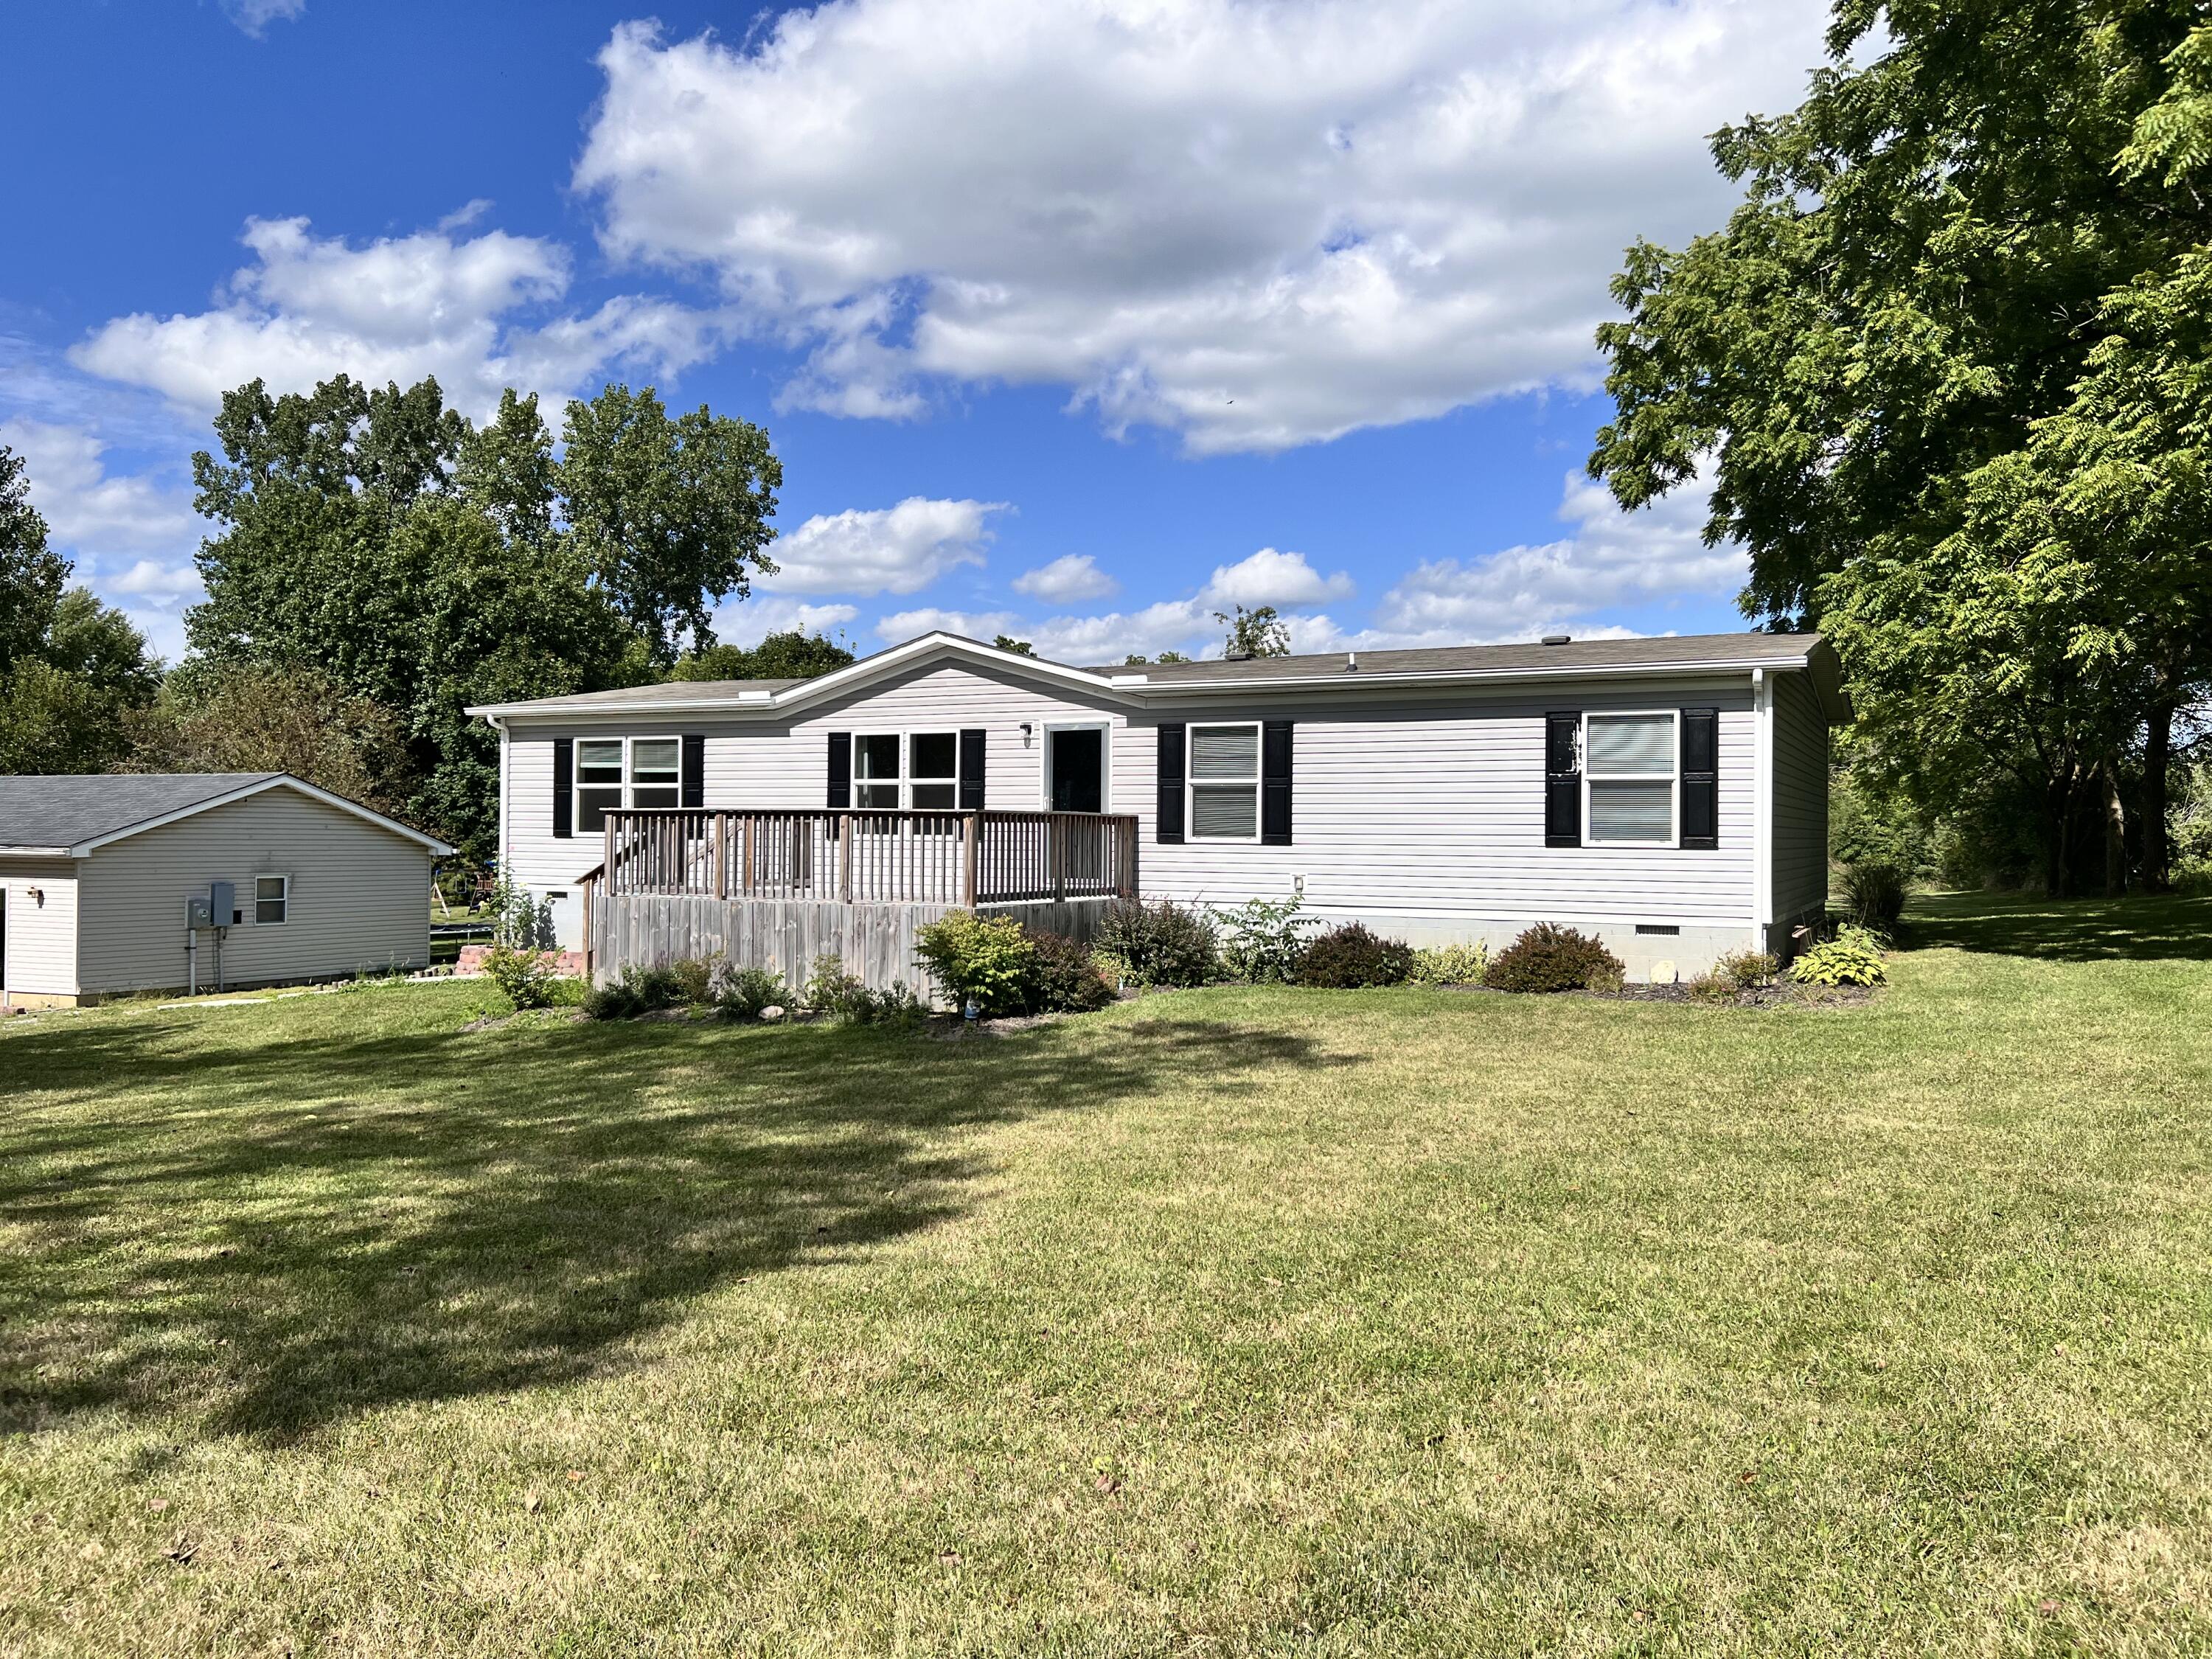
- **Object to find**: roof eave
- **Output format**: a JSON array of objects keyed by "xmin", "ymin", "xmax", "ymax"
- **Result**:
[
  {"xmin": 0, "ymin": 844, "xmax": 74, "ymax": 858},
  {"xmin": 1120, "ymin": 653, "xmax": 1815, "ymax": 698}
]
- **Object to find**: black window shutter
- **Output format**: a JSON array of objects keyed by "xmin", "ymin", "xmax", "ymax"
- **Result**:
[
  {"xmin": 552, "ymin": 737, "xmax": 573, "ymax": 840},
  {"xmin": 1261, "ymin": 720, "xmax": 1293, "ymax": 845},
  {"xmin": 1155, "ymin": 723, "xmax": 1186, "ymax": 844},
  {"xmin": 958, "ymin": 728, "xmax": 986, "ymax": 810},
  {"xmin": 827, "ymin": 732, "xmax": 852, "ymax": 809},
  {"xmin": 680, "ymin": 733, "xmax": 705, "ymax": 810},
  {"xmin": 1544, "ymin": 712, "xmax": 1580, "ymax": 847},
  {"xmin": 1680, "ymin": 708, "xmax": 1719, "ymax": 849}
]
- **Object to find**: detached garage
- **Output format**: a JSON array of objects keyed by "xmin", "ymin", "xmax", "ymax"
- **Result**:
[{"xmin": 0, "ymin": 773, "xmax": 451, "ymax": 1009}]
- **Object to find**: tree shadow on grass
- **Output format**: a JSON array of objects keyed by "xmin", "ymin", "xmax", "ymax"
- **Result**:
[
  {"xmin": 0, "ymin": 1010, "xmax": 1352, "ymax": 1441},
  {"xmin": 1896, "ymin": 890, "xmax": 2212, "ymax": 962}
]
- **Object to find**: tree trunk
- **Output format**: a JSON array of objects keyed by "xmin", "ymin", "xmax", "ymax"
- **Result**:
[
  {"xmin": 2142, "ymin": 699, "xmax": 2174, "ymax": 893},
  {"xmin": 2043, "ymin": 774, "xmax": 2073, "ymax": 898},
  {"xmin": 2103, "ymin": 763, "xmax": 2126, "ymax": 899}
]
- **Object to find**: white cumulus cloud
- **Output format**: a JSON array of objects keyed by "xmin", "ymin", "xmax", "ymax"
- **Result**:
[
  {"xmin": 71, "ymin": 216, "xmax": 725, "ymax": 420},
  {"xmin": 767, "ymin": 495, "xmax": 1008, "ymax": 595},
  {"xmin": 574, "ymin": 0, "xmax": 1826, "ymax": 453},
  {"xmin": 873, "ymin": 605, "xmax": 1022, "ymax": 644},
  {"xmin": 1012, "ymin": 553, "xmax": 1118, "ymax": 603},
  {"xmin": 1366, "ymin": 467, "xmax": 1741, "ymax": 645},
  {"xmin": 709, "ymin": 595, "xmax": 862, "ymax": 648}
]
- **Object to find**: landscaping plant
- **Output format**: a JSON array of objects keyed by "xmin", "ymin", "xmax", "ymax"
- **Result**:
[
  {"xmin": 1405, "ymin": 942, "xmax": 1489, "ymax": 986},
  {"xmin": 1023, "ymin": 927, "xmax": 1116, "ymax": 1012},
  {"xmin": 708, "ymin": 960, "xmax": 786, "ymax": 1020},
  {"xmin": 1837, "ymin": 861, "xmax": 1908, "ymax": 937},
  {"xmin": 1213, "ymin": 892, "xmax": 1315, "ymax": 984},
  {"xmin": 1790, "ymin": 925, "xmax": 1888, "ymax": 987},
  {"xmin": 1295, "ymin": 922, "xmax": 1415, "ymax": 988},
  {"xmin": 582, "ymin": 964, "xmax": 685, "ymax": 1020},
  {"xmin": 1484, "ymin": 923, "xmax": 1626, "ymax": 993},
  {"xmin": 1094, "ymin": 897, "xmax": 1219, "ymax": 988},
  {"xmin": 914, "ymin": 912, "xmax": 1038, "ymax": 1015},
  {"xmin": 479, "ymin": 940, "xmax": 558, "ymax": 1011}
]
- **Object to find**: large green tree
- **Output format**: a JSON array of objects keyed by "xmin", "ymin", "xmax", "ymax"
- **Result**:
[
  {"xmin": 1590, "ymin": 0, "xmax": 2212, "ymax": 893},
  {"xmin": 669, "ymin": 630, "xmax": 855, "ymax": 683},
  {"xmin": 187, "ymin": 375, "xmax": 782, "ymax": 859},
  {"xmin": 0, "ymin": 443, "xmax": 161, "ymax": 773},
  {"xmin": 557, "ymin": 383, "xmax": 781, "ymax": 669}
]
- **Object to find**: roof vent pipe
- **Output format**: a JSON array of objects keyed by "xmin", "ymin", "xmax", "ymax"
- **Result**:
[
  {"xmin": 1346, "ymin": 651, "xmax": 1358, "ymax": 671},
  {"xmin": 1540, "ymin": 633, "xmax": 1572, "ymax": 646}
]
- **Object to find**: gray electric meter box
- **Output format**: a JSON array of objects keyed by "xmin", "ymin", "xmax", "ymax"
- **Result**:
[
  {"xmin": 187, "ymin": 896, "xmax": 213, "ymax": 929},
  {"xmin": 209, "ymin": 880, "xmax": 235, "ymax": 927}
]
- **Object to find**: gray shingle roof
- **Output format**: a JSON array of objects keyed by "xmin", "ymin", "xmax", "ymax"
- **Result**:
[
  {"xmin": 487, "ymin": 677, "xmax": 804, "ymax": 711},
  {"xmin": 1089, "ymin": 631, "xmax": 1823, "ymax": 684},
  {"xmin": 0, "ymin": 773, "xmax": 281, "ymax": 851}
]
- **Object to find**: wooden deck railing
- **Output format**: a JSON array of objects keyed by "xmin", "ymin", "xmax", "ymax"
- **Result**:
[{"xmin": 598, "ymin": 807, "xmax": 1138, "ymax": 906}]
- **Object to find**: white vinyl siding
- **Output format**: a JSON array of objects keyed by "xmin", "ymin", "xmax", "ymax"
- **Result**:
[
  {"xmin": 1770, "ymin": 671, "xmax": 1832, "ymax": 923},
  {"xmin": 500, "ymin": 663, "xmax": 1762, "ymax": 931},
  {"xmin": 1, "ymin": 859, "xmax": 80, "ymax": 998},
  {"xmin": 72, "ymin": 790, "xmax": 433, "ymax": 994}
]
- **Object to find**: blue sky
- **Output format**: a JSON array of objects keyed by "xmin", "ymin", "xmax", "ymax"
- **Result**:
[{"xmin": 1, "ymin": 0, "xmax": 1831, "ymax": 667}]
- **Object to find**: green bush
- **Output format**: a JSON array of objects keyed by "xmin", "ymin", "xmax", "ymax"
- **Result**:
[
  {"xmin": 1837, "ymin": 862, "xmax": 1908, "ymax": 936},
  {"xmin": 668, "ymin": 955, "xmax": 716, "ymax": 1006},
  {"xmin": 582, "ymin": 964, "xmax": 684, "ymax": 1020},
  {"xmin": 799, "ymin": 954, "xmax": 925, "ymax": 1026},
  {"xmin": 709, "ymin": 961, "xmax": 786, "ymax": 1020},
  {"xmin": 914, "ymin": 911, "xmax": 1038, "ymax": 1015},
  {"xmin": 1095, "ymin": 898, "xmax": 1218, "ymax": 988},
  {"xmin": 1790, "ymin": 925, "xmax": 1886, "ymax": 987},
  {"xmin": 1214, "ymin": 893, "xmax": 1315, "ymax": 984},
  {"xmin": 1406, "ymin": 942, "xmax": 1489, "ymax": 986},
  {"xmin": 1296, "ymin": 922, "xmax": 1414, "ymax": 988},
  {"xmin": 1024, "ymin": 928, "xmax": 1116, "ymax": 1012},
  {"xmin": 480, "ymin": 942, "xmax": 557, "ymax": 1010},
  {"xmin": 1485, "ymin": 924, "xmax": 1626, "ymax": 994},
  {"xmin": 1686, "ymin": 948, "xmax": 1780, "ymax": 1001}
]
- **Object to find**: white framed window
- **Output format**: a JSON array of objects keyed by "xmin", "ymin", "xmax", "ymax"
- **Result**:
[
  {"xmin": 854, "ymin": 731, "xmax": 959, "ymax": 810},
  {"xmin": 1584, "ymin": 711, "xmax": 1678, "ymax": 846},
  {"xmin": 1188, "ymin": 722, "xmax": 1261, "ymax": 841},
  {"xmin": 254, "ymin": 874, "xmax": 289, "ymax": 925},
  {"xmin": 575, "ymin": 735, "xmax": 680, "ymax": 832}
]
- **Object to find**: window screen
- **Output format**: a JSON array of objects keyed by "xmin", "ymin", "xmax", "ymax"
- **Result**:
[
  {"xmin": 630, "ymin": 738, "xmax": 681, "ymax": 810},
  {"xmin": 1585, "ymin": 713, "xmax": 1674, "ymax": 844},
  {"xmin": 577, "ymin": 739, "xmax": 624, "ymax": 832},
  {"xmin": 1189, "ymin": 724, "xmax": 1259, "ymax": 839}
]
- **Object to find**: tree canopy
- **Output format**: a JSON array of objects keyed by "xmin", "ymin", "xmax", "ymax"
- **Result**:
[
  {"xmin": 1590, "ymin": 0, "xmax": 2212, "ymax": 892},
  {"xmin": 669, "ymin": 630, "xmax": 856, "ymax": 683},
  {"xmin": 186, "ymin": 375, "xmax": 783, "ymax": 860},
  {"xmin": 0, "ymin": 443, "xmax": 161, "ymax": 774}
]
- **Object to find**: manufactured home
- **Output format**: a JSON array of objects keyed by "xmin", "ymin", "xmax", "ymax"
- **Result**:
[
  {"xmin": 0, "ymin": 773, "xmax": 452, "ymax": 1008},
  {"xmin": 473, "ymin": 630, "xmax": 1846, "ymax": 986}
]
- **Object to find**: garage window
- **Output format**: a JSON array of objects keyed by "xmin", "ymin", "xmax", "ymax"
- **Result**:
[{"xmin": 254, "ymin": 875, "xmax": 289, "ymax": 925}]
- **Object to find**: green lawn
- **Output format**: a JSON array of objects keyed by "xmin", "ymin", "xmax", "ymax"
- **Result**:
[{"xmin": 4, "ymin": 893, "xmax": 2210, "ymax": 1655}]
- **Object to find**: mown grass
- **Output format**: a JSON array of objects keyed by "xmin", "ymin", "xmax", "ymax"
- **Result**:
[{"xmin": 1, "ymin": 891, "xmax": 2209, "ymax": 1655}]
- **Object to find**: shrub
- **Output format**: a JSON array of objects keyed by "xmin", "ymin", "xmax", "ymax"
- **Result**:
[
  {"xmin": 1713, "ymin": 948, "xmax": 1780, "ymax": 990},
  {"xmin": 1790, "ymin": 925, "xmax": 1886, "ymax": 987},
  {"xmin": 1296, "ymin": 922, "xmax": 1414, "ymax": 988},
  {"xmin": 708, "ymin": 960, "xmax": 785, "ymax": 1020},
  {"xmin": 480, "ymin": 941, "xmax": 557, "ymax": 1010},
  {"xmin": 1485, "ymin": 923, "xmax": 1626, "ymax": 994},
  {"xmin": 667, "ymin": 955, "xmax": 716, "ymax": 1006},
  {"xmin": 1095, "ymin": 897, "xmax": 1219, "ymax": 988},
  {"xmin": 1214, "ymin": 893, "xmax": 1316, "ymax": 984},
  {"xmin": 582, "ymin": 963, "xmax": 684, "ymax": 1020},
  {"xmin": 1406, "ymin": 942, "xmax": 1489, "ymax": 986},
  {"xmin": 914, "ymin": 911, "xmax": 1038, "ymax": 1015},
  {"xmin": 1837, "ymin": 861, "xmax": 1908, "ymax": 937},
  {"xmin": 1024, "ymin": 927, "xmax": 1116, "ymax": 1012},
  {"xmin": 804, "ymin": 954, "xmax": 926, "ymax": 1026}
]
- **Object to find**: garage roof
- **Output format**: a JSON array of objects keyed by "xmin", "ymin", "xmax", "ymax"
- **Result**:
[{"xmin": 0, "ymin": 773, "xmax": 453, "ymax": 857}]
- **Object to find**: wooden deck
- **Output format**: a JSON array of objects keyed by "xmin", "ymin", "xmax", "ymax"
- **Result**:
[
  {"xmin": 594, "ymin": 807, "xmax": 1138, "ymax": 906},
  {"xmin": 580, "ymin": 807, "xmax": 1138, "ymax": 990}
]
